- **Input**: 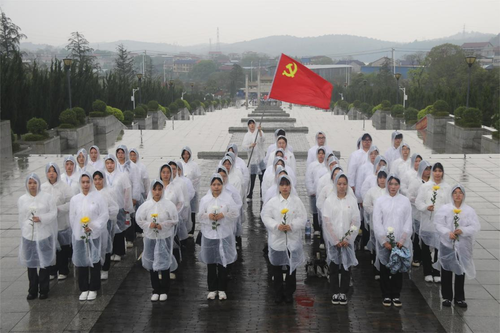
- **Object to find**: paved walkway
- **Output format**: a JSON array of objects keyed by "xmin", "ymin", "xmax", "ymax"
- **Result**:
[{"xmin": 1, "ymin": 105, "xmax": 499, "ymax": 332}]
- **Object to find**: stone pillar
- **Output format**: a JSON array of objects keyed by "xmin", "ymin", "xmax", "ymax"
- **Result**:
[
  {"xmin": 245, "ymin": 74, "xmax": 249, "ymax": 110},
  {"xmin": 257, "ymin": 71, "xmax": 261, "ymax": 106}
]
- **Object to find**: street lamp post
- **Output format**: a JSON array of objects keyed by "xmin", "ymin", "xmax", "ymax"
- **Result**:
[
  {"xmin": 190, "ymin": 83, "xmax": 195, "ymax": 120},
  {"xmin": 465, "ymin": 56, "xmax": 476, "ymax": 108},
  {"xmin": 169, "ymin": 80, "xmax": 175, "ymax": 130},
  {"xmin": 363, "ymin": 79, "xmax": 367, "ymax": 103},
  {"xmin": 63, "ymin": 58, "xmax": 73, "ymax": 109},
  {"xmin": 136, "ymin": 73, "xmax": 143, "ymax": 105},
  {"xmin": 394, "ymin": 73, "xmax": 402, "ymax": 105}
]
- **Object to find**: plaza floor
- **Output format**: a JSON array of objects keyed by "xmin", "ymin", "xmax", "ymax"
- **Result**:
[{"xmin": 0, "ymin": 105, "xmax": 499, "ymax": 332}]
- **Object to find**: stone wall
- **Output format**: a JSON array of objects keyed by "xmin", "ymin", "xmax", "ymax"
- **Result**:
[
  {"xmin": 0, "ymin": 120, "xmax": 13, "ymax": 160},
  {"xmin": 427, "ymin": 114, "xmax": 451, "ymax": 134},
  {"xmin": 446, "ymin": 123, "xmax": 486, "ymax": 150},
  {"xmin": 481, "ymin": 135, "xmax": 500, "ymax": 154},
  {"xmin": 386, "ymin": 115, "xmax": 403, "ymax": 130},
  {"xmin": 371, "ymin": 110, "xmax": 390, "ymax": 130},
  {"xmin": 89, "ymin": 115, "xmax": 125, "ymax": 135},
  {"xmin": 147, "ymin": 111, "xmax": 168, "ymax": 129},
  {"xmin": 18, "ymin": 136, "xmax": 61, "ymax": 154},
  {"xmin": 136, "ymin": 116, "xmax": 153, "ymax": 130},
  {"xmin": 57, "ymin": 123, "xmax": 94, "ymax": 152},
  {"xmin": 347, "ymin": 108, "xmax": 358, "ymax": 120},
  {"xmin": 174, "ymin": 108, "xmax": 191, "ymax": 120}
]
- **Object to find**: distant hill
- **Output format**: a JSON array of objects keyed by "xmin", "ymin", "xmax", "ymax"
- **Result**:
[{"xmin": 21, "ymin": 31, "xmax": 497, "ymax": 63}]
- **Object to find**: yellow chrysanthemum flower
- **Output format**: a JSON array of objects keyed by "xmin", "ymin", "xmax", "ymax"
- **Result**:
[
  {"xmin": 453, "ymin": 209, "xmax": 462, "ymax": 214},
  {"xmin": 281, "ymin": 208, "xmax": 289, "ymax": 215},
  {"xmin": 433, "ymin": 185, "xmax": 440, "ymax": 191},
  {"xmin": 151, "ymin": 213, "xmax": 158, "ymax": 218},
  {"xmin": 80, "ymin": 217, "xmax": 90, "ymax": 224}
]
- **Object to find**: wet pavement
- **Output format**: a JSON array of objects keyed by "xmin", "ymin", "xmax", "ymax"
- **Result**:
[{"xmin": 1, "ymin": 105, "xmax": 499, "ymax": 332}]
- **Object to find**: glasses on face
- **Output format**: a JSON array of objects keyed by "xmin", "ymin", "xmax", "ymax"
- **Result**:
[
  {"xmin": 318, "ymin": 136, "xmax": 325, "ymax": 140},
  {"xmin": 363, "ymin": 139, "xmax": 372, "ymax": 142}
]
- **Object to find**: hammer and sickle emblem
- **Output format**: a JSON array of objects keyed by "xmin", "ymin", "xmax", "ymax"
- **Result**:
[{"xmin": 282, "ymin": 62, "xmax": 297, "ymax": 78}]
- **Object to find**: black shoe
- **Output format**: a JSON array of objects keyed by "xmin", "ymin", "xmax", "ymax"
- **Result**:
[
  {"xmin": 454, "ymin": 300, "xmax": 468, "ymax": 308},
  {"xmin": 39, "ymin": 293, "xmax": 48, "ymax": 300},
  {"xmin": 27, "ymin": 294, "xmax": 37, "ymax": 300},
  {"xmin": 383, "ymin": 298, "xmax": 392, "ymax": 307},
  {"xmin": 392, "ymin": 298, "xmax": 402, "ymax": 307},
  {"xmin": 274, "ymin": 294, "xmax": 283, "ymax": 304},
  {"xmin": 442, "ymin": 299, "xmax": 452, "ymax": 307},
  {"xmin": 285, "ymin": 294, "xmax": 294, "ymax": 304}
]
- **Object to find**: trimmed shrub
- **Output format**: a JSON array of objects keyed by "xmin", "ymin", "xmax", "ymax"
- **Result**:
[
  {"xmin": 431, "ymin": 100, "xmax": 450, "ymax": 117},
  {"xmin": 58, "ymin": 123, "xmax": 75, "ymax": 129},
  {"xmin": 158, "ymin": 105, "xmax": 166, "ymax": 113},
  {"xmin": 147, "ymin": 100, "xmax": 159, "ymax": 111},
  {"xmin": 73, "ymin": 107, "xmax": 86, "ymax": 125},
  {"xmin": 163, "ymin": 107, "xmax": 171, "ymax": 117},
  {"xmin": 360, "ymin": 102, "xmax": 371, "ymax": 115},
  {"xmin": 23, "ymin": 133, "xmax": 48, "ymax": 141},
  {"xmin": 27, "ymin": 117, "xmax": 48, "ymax": 136},
  {"xmin": 336, "ymin": 100, "xmax": 349, "ymax": 111},
  {"xmin": 455, "ymin": 107, "xmax": 482, "ymax": 128},
  {"xmin": 380, "ymin": 100, "xmax": 391, "ymax": 110},
  {"xmin": 352, "ymin": 100, "xmax": 361, "ymax": 109},
  {"xmin": 417, "ymin": 105, "xmax": 433, "ymax": 120},
  {"xmin": 123, "ymin": 110, "xmax": 134, "ymax": 125},
  {"xmin": 59, "ymin": 109, "xmax": 78, "ymax": 127},
  {"xmin": 404, "ymin": 107, "xmax": 419, "ymax": 125},
  {"xmin": 391, "ymin": 105, "xmax": 405, "ymax": 118},
  {"xmin": 89, "ymin": 111, "xmax": 106, "ymax": 117},
  {"xmin": 109, "ymin": 107, "xmax": 124, "ymax": 122},
  {"xmin": 134, "ymin": 106, "xmax": 146, "ymax": 119},
  {"xmin": 92, "ymin": 99, "xmax": 107, "ymax": 112}
]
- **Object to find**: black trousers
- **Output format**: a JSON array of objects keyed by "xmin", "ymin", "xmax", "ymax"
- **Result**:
[
  {"xmin": 329, "ymin": 263, "xmax": 350, "ymax": 294},
  {"xmin": 372, "ymin": 252, "xmax": 380, "ymax": 276},
  {"xmin": 413, "ymin": 234, "xmax": 422, "ymax": 262},
  {"xmin": 207, "ymin": 264, "xmax": 228, "ymax": 291},
  {"xmin": 248, "ymin": 173, "xmax": 264, "ymax": 198},
  {"xmin": 189, "ymin": 212, "xmax": 196, "ymax": 234},
  {"xmin": 50, "ymin": 244, "xmax": 71, "ymax": 276},
  {"xmin": 102, "ymin": 253, "xmax": 111, "ymax": 271},
  {"xmin": 28, "ymin": 267, "xmax": 50, "ymax": 295},
  {"xmin": 312, "ymin": 213, "xmax": 320, "ymax": 232},
  {"xmin": 113, "ymin": 231, "xmax": 126, "ymax": 256},
  {"xmin": 150, "ymin": 269, "xmax": 170, "ymax": 294},
  {"xmin": 441, "ymin": 268, "xmax": 465, "ymax": 301},
  {"xmin": 272, "ymin": 265, "xmax": 296, "ymax": 297},
  {"xmin": 380, "ymin": 264, "xmax": 403, "ymax": 299},
  {"xmin": 77, "ymin": 263, "xmax": 101, "ymax": 292},
  {"xmin": 421, "ymin": 242, "xmax": 440, "ymax": 276}
]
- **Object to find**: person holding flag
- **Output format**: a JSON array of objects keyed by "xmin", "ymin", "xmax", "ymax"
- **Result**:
[{"xmin": 242, "ymin": 119, "xmax": 266, "ymax": 201}]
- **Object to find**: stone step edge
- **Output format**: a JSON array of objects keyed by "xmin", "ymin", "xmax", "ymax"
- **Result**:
[
  {"xmin": 240, "ymin": 118, "xmax": 297, "ymax": 123},
  {"xmin": 228, "ymin": 126, "xmax": 309, "ymax": 133},
  {"xmin": 198, "ymin": 150, "xmax": 341, "ymax": 160}
]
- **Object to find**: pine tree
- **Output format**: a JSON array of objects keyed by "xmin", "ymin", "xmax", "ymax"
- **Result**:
[
  {"xmin": 66, "ymin": 31, "xmax": 95, "ymax": 66},
  {"xmin": 0, "ymin": 12, "xmax": 27, "ymax": 57},
  {"xmin": 114, "ymin": 44, "xmax": 134, "ymax": 81}
]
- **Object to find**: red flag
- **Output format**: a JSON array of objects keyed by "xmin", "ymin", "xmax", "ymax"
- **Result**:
[{"xmin": 269, "ymin": 54, "xmax": 333, "ymax": 109}]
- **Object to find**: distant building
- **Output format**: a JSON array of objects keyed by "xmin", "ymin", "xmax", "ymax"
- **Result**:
[
  {"xmin": 335, "ymin": 60, "xmax": 365, "ymax": 73},
  {"xmin": 361, "ymin": 57, "xmax": 421, "ymax": 79},
  {"xmin": 461, "ymin": 42, "xmax": 494, "ymax": 58},
  {"xmin": 173, "ymin": 59, "xmax": 197, "ymax": 73}
]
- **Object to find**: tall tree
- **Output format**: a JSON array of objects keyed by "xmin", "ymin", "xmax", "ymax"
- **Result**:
[
  {"xmin": 114, "ymin": 44, "xmax": 134, "ymax": 80},
  {"xmin": 229, "ymin": 64, "xmax": 244, "ymax": 97},
  {"xmin": 66, "ymin": 31, "xmax": 95, "ymax": 66},
  {"xmin": 0, "ymin": 12, "xmax": 27, "ymax": 57}
]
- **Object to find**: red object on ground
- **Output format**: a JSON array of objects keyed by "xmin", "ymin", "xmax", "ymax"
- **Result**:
[
  {"xmin": 269, "ymin": 54, "xmax": 333, "ymax": 109},
  {"xmin": 415, "ymin": 116, "xmax": 428, "ymax": 130}
]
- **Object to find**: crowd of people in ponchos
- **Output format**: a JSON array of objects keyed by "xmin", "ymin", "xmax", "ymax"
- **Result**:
[{"xmin": 18, "ymin": 120, "xmax": 480, "ymax": 309}]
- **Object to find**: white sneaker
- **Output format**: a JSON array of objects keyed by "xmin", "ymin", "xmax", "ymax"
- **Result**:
[
  {"xmin": 319, "ymin": 244, "xmax": 325, "ymax": 250},
  {"xmin": 218, "ymin": 291, "xmax": 227, "ymax": 300},
  {"xmin": 159, "ymin": 294, "xmax": 168, "ymax": 302},
  {"xmin": 126, "ymin": 241, "xmax": 134, "ymax": 248},
  {"xmin": 87, "ymin": 291, "xmax": 97, "ymax": 301},
  {"xmin": 136, "ymin": 233, "xmax": 144, "ymax": 238},
  {"xmin": 207, "ymin": 291, "xmax": 217, "ymax": 300},
  {"xmin": 50, "ymin": 275, "xmax": 56, "ymax": 280},
  {"xmin": 425, "ymin": 275, "xmax": 433, "ymax": 282},
  {"xmin": 58, "ymin": 274, "xmax": 68, "ymax": 280},
  {"xmin": 101, "ymin": 271, "xmax": 108, "ymax": 280},
  {"xmin": 313, "ymin": 231, "xmax": 321, "ymax": 236},
  {"xmin": 433, "ymin": 276, "xmax": 441, "ymax": 283},
  {"xmin": 111, "ymin": 255, "xmax": 121, "ymax": 262},
  {"xmin": 79, "ymin": 291, "xmax": 89, "ymax": 301},
  {"xmin": 151, "ymin": 294, "xmax": 159, "ymax": 302},
  {"xmin": 188, "ymin": 234, "xmax": 194, "ymax": 238},
  {"xmin": 374, "ymin": 275, "xmax": 380, "ymax": 280},
  {"xmin": 170, "ymin": 273, "xmax": 176, "ymax": 280}
]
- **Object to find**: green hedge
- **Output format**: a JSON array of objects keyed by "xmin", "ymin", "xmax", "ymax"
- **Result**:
[
  {"xmin": 92, "ymin": 99, "xmax": 107, "ymax": 112},
  {"xmin": 336, "ymin": 100, "xmax": 349, "ymax": 111},
  {"xmin": 431, "ymin": 100, "xmax": 450, "ymax": 117},
  {"xmin": 134, "ymin": 106, "xmax": 146, "ymax": 119},
  {"xmin": 123, "ymin": 110, "xmax": 134, "ymax": 125},
  {"xmin": 455, "ymin": 107, "xmax": 482, "ymax": 128},
  {"xmin": 89, "ymin": 111, "xmax": 106, "ymax": 117},
  {"xmin": 391, "ymin": 105, "xmax": 405, "ymax": 118},
  {"xmin": 73, "ymin": 107, "xmax": 86, "ymax": 125},
  {"xmin": 417, "ymin": 105, "xmax": 433, "ymax": 120},
  {"xmin": 58, "ymin": 123, "xmax": 75, "ymax": 129},
  {"xmin": 22, "ymin": 133, "xmax": 48, "ymax": 141},
  {"xmin": 27, "ymin": 117, "xmax": 48, "ymax": 135},
  {"xmin": 59, "ymin": 109, "xmax": 78, "ymax": 127},
  {"xmin": 147, "ymin": 100, "xmax": 159, "ymax": 111},
  {"xmin": 404, "ymin": 107, "xmax": 419, "ymax": 124}
]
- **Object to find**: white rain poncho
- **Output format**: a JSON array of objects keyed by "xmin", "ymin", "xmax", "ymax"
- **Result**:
[
  {"xmin": 69, "ymin": 172, "xmax": 109, "ymax": 267},
  {"xmin": 159, "ymin": 164, "xmax": 186, "ymax": 239},
  {"xmin": 176, "ymin": 162, "xmax": 195, "ymax": 202},
  {"xmin": 129, "ymin": 148, "xmax": 150, "ymax": 199},
  {"xmin": 305, "ymin": 146, "xmax": 329, "ymax": 196},
  {"xmin": 415, "ymin": 164, "xmax": 451, "ymax": 248},
  {"xmin": 76, "ymin": 148, "xmax": 96, "ymax": 176},
  {"xmin": 400, "ymin": 153, "xmax": 422, "ymax": 196},
  {"xmin": 41, "ymin": 162, "xmax": 74, "ymax": 246},
  {"xmin": 359, "ymin": 155, "xmax": 388, "ymax": 201},
  {"xmin": 266, "ymin": 128, "xmax": 295, "ymax": 157},
  {"xmin": 355, "ymin": 145, "xmax": 380, "ymax": 203},
  {"xmin": 93, "ymin": 170, "xmax": 119, "ymax": 255},
  {"xmin": 384, "ymin": 130, "xmax": 403, "ymax": 165},
  {"xmin": 221, "ymin": 156, "xmax": 245, "ymax": 199},
  {"xmin": 136, "ymin": 179, "xmax": 179, "ymax": 272},
  {"xmin": 263, "ymin": 166, "xmax": 298, "ymax": 204},
  {"xmin": 88, "ymin": 145, "xmax": 105, "ymax": 172},
  {"xmin": 169, "ymin": 161, "xmax": 192, "ymax": 241},
  {"xmin": 115, "ymin": 145, "xmax": 143, "ymax": 202},
  {"xmin": 306, "ymin": 131, "xmax": 332, "ymax": 165},
  {"xmin": 214, "ymin": 165, "xmax": 243, "ymax": 236},
  {"xmin": 347, "ymin": 134, "xmax": 370, "ymax": 193},
  {"xmin": 242, "ymin": 120, "xmax": 266, "ymax": 174},
  {"xmin": 362, "ymin": 167, "xmax": 388, "ymax": 251},
  {"xmin": 198, "ymin": 174, "xmax": 239, "ymax": 267},
  {"xmin": 316, "ymin": 166, "xmax": 347, "ymax": 213},
  {"xmin": 262, "ymin": 157, "xmax": 296, "ymax": 199},
  {"xmin": 407, "ymin": 160, "xmax": 432, "ymax": 225},
  {"xmin": 61, "ymin": 155, "xmax": 81, "ymax": 195},
  {"xmin": 434, "ymin": 185, "xmax": 480, "ymax": 279},
  {"xmin": 18, "ymin": 173, "xmax": 58, "ymax": 268},
  {"xmin": 104, "ymin": 154, "xmax": 134, "ymax": 232},
  {"xmin": 372, "ymin": 174, "xmax": 413, "ymax": 270},
  {"xmin": 315, "ymin": 156, "xmax": 340, "ymax": 202},
  {"xmin": 266, "ymin": 135, "xmax": 296, "ymax": 173},
  {"xmin": 226, "ymin": 144, "xmax": 250, "ymax": 193},
  {"xmin": 390, "ymin": 142, "xmax": 411, "ymax": 177},
  {"xmin": 261, "ymin": 175, "xmax": 307, "ymax": 273},
  {"xmin": 180, "ymin": 146, "xmax": 201, "ymax": 212},
  {"xmin": 322, "ymin": 172, "xmax": 361, "ymax": 270}
]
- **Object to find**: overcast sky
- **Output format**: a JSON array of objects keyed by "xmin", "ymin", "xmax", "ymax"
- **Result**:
[{"xmin": 2, "ymin": 0, "xmax": 499, "ymax": 47}]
